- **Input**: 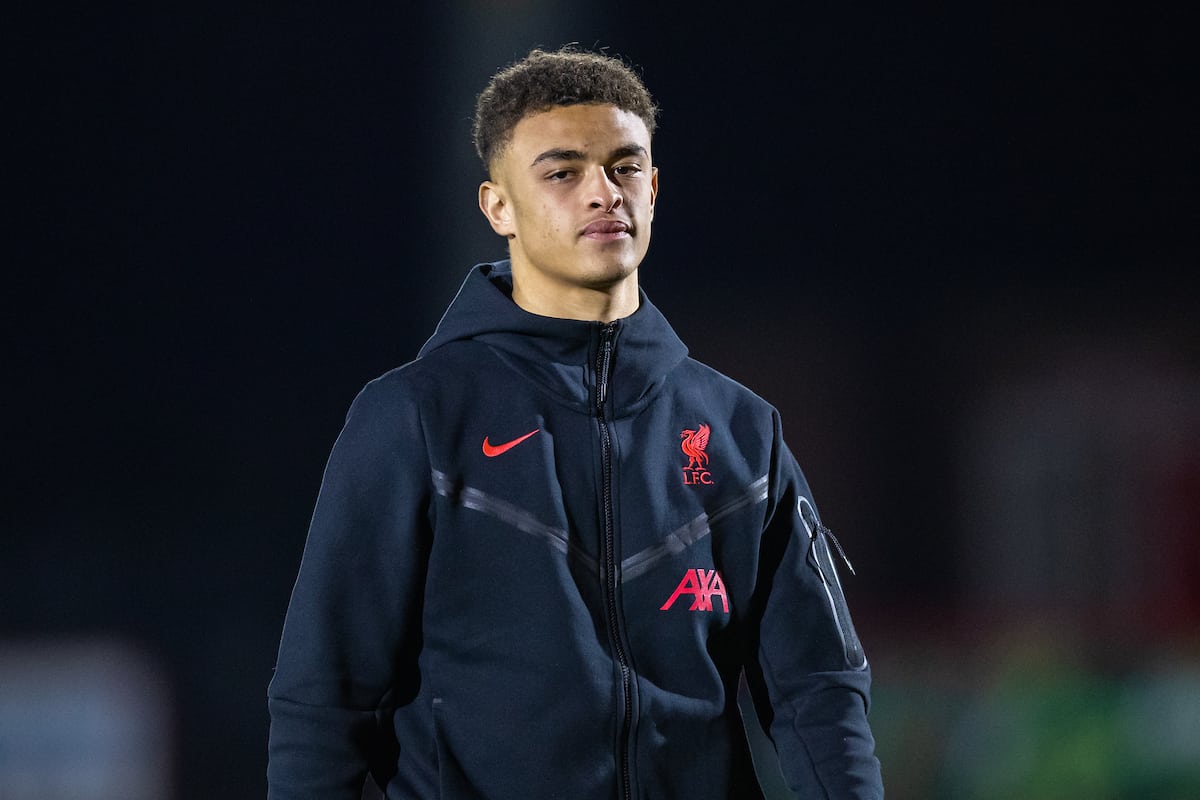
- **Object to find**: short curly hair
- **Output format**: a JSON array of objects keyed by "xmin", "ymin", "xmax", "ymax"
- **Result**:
[{"xmin": 472, "ymin": 45, "xmax": 658, "ymax": 172}]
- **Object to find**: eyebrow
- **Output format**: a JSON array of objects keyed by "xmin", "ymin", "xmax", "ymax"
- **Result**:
[{"xmin": 529, "ymin": 144, "xmax": 649, "ymax": 168}]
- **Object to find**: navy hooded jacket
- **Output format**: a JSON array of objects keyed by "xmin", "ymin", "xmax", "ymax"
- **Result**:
[{"xmin": 267, "ymin": 261, "xmax": 883, "ymax": 799}]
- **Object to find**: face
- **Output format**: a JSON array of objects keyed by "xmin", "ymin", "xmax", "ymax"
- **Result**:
[{"xmin": 479, "ymin": 103, "xmax": 658, "ymax": 317}]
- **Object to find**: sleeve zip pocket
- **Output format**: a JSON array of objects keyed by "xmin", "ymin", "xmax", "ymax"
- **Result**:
[{"xmin": 798, "ymin": 497, "xmax": 867, "ymax": 670}]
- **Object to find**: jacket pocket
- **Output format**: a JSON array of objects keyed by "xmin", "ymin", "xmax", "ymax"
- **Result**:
[{"xmin": 798, "ymin": 497, "xmax": 867, "ymax": 670}]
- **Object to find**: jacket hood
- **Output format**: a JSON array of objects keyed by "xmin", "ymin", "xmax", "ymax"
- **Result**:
[{"xmin": 418, "ymin": 261, "xmax": 689, "ymax": 416}]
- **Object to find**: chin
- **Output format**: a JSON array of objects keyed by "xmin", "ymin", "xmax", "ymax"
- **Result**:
[
  {"xmin": 587, "ymin": 249, "xmax": 642, "ymax": 279},
  {"xmin": 583, "ymin": 261, "xmax": 638, "ymax": 289}
]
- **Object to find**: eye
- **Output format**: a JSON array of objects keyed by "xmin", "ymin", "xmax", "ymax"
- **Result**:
[
  {"xmin": 613, "ymin": 163, "xmax": 643, "ymax": 177},
  {"xmin": 545, "ymin": 169, "xmax": 575, "ymax": 182}
]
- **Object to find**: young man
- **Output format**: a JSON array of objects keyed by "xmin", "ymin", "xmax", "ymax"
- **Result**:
[{"xmin": 268, "ymin": 46, "xmax": 883, "ymax": 799}]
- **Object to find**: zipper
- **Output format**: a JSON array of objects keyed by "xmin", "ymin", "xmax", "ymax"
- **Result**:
[
  {"xmin": 595, "ymin": 321, "xmax": 633, "ymax": 800},
  {"xmin": 798, "ymin": 497, "xmax": 867, "ymax": 670}
]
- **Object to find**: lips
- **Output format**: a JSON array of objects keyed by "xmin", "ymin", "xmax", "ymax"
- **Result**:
[{"xmin": 582, "ymin": 220, "xmax": 630, "ymax": 237}]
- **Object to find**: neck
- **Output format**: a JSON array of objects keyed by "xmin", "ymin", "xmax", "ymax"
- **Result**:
[{"xmin": 510, "ymin": 270, "xmax": 640, "ymax": 323}]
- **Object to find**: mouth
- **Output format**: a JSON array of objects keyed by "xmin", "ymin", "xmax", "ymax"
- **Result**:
[{"xmin": 581, "ymin": 220, "xmax": 631, "ymax": 240}]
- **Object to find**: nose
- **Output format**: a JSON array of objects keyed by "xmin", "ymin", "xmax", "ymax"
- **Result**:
[{"xmin": 587, "ymin": 167, "xmax": 623, "ymax": 212}]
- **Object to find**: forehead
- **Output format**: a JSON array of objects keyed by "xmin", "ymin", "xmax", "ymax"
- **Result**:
[{"xmin": 505, "ymin": 103, "xmax": 652, "ymax": 163}]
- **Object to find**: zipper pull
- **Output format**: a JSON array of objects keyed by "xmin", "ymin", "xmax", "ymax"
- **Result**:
[
  {"xmin": 798, "ymin": 497, "xmax": 857, "ymax": 575},
  {"xmin": 595, "ymin": 322, "xmax": 617, "ymax": 412},
  {"xmin": 818, "ymin": 523, "xmax": 856, "ymax": 576}
]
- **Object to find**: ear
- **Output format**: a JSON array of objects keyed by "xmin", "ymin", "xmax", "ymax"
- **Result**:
[
  {"xmin": 479, "ymin": 181, "xmax": 515, "ymax": 238},
  {"xmin": 649, "ymin": 167, "xmax": 659, "ymax": 221}
]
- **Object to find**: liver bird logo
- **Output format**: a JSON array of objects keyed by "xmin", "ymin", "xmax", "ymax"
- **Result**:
[{"xmin": 680, "ymin": 424, "xmax": 711, "ymax": 470}]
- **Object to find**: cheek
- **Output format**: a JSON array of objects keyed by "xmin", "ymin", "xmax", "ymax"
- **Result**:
[{"xmin": 529, "ymin": 204, "xmax": 568, "ymax": 243}]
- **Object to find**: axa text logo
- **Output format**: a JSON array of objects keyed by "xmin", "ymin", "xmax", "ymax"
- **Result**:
[
  {"xmin": 660, "ymin": 568, "xmax": 729, "ymax": 613},
  {"xmin": 680, "ymin": 423, "xmax": 713, "ymax": 485}
]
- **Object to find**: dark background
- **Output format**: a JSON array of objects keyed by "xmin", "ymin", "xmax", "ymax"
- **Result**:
[{"xmin": 7, "ymin": 3, "xmax": 1198, "ymax": 798}]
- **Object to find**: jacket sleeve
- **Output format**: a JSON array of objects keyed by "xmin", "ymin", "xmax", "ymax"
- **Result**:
[
  {"xmin": 744, "ymin": 411, "xmax": 884, "ymax": 798},
  {"xmin": 267, "ymin": 378, "xmax": 431, "ymax": 800}
]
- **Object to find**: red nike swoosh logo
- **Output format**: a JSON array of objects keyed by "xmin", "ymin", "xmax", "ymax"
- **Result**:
[{"xmin": 482, "ymin": 428, "xmax": 540, "ymax": 457}]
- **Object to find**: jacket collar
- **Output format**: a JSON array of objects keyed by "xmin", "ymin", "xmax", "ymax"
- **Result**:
[{"xmin": 419, "ymin": 261, "xmax": 689, "ymax": 417}]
